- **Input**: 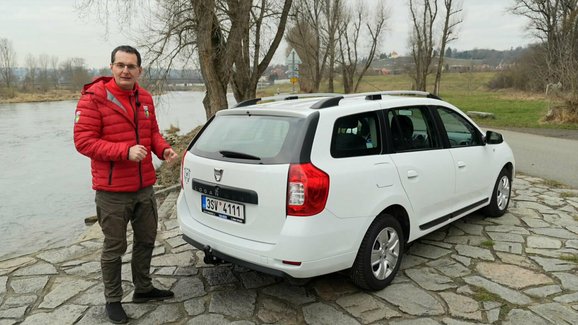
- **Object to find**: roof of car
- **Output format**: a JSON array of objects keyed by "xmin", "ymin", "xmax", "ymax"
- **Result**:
[{"xmin": 219, "ymin": 91, "xmax": 447, "ymax": 118}]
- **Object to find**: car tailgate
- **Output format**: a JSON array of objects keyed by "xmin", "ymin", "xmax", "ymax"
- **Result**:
[{"xmin": 181, "ymin": 154, "xmax": 289, "ymax": 244}]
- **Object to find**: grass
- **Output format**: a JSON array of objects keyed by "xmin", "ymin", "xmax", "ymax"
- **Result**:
[
  {"xmin": 0, "ymin": 89, "xmax": 79, "ymax": 104},
  {"xmin": 542, "ymin": 179, "xmax": 570, "ymax": 189},
  {"xmin": 560, "ymin": 192, "xmax": 577, "ymax": 198},
  {"xmin": 559, "ymin": 254, "xmax": 578, "ymax": 264},
  {"xmin": 260, "ymin": 72, "xmax": 578, "ymax": 130},
  {"xmin": 472, "ymin": 287, "xmax": 502, "ymax": 302},
  {"xmin": 480, "ymin": 240, "xmax": 495, "ymax": 248}
]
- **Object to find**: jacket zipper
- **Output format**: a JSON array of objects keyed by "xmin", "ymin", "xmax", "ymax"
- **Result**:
[{"xmin": 132, "ymin": 93, "xmax": 143, "ymax": 189}]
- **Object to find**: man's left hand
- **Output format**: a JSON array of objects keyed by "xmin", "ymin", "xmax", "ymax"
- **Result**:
[{"xmin": 163, "ymin": 148, "xmax": 178, "ymax": 163}]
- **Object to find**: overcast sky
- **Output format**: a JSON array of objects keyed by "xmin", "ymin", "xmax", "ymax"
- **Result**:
[{"xmin": 0, "ymin": 0, "xmax": 533, "ymax": 69}]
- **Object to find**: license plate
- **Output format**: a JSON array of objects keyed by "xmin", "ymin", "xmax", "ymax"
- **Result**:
[{"xmin": 201, "ymin": 195, "xmax": 245, "ymax": 223}]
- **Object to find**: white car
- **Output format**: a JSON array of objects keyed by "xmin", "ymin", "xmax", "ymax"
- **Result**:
[{"xmin": 177, "ymin": 91, "xmax": 515, "ymax": 290}]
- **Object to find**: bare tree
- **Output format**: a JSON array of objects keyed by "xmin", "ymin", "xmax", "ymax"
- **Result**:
[
  {"xmin": 338, "ymin": 0, "xmax": 388, "ymax": 94},
  {"xmin": 230, "ymin": 0, "xmax": 293, "ymax": 102},
  {"xmin": 0, "ymin": 38, "xmax": 17, "ymax": 90},
  {"xmin": 24, "ymin": 54, "xmax": 38, "ymax": 92},
  {"xmin": 50, "ymin": 56, "xmax": 60, "ymax": 89},
  {"xmin": 321, "ymin": 0, "xmax": 345, "ymax": 93},
  {"xmin": 432, "ymin": 0, "xmax": 462, "ymax": 96},
  {"xmin": 511, "ymin": 0, "xmax": 578, "ymax": 121},
  {"xmin": 409, "ymin": 0, "xmax": 438, "ymax": 91},
  {"xmin": 78, "ymin": 0, "xmax": 292, "ymax": 119},
  {"xmin": 60, "ymin": 57, "xmax": 91, "ymax": 91},
  {"xmin": 286, "ymin": 0, "xmax": 328, "ymax": 92},
  {"xmin": 38, "ymin": 54, "xmax": 51, "ymax": 92}
]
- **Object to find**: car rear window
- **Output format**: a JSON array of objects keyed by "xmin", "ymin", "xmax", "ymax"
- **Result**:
[{"xmin": 191, "ymin": 114, "xmax": 307, "ymax": 164}]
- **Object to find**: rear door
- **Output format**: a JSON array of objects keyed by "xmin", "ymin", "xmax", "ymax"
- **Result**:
[
  {"xmin": 386, "ymin": 107, "xmax": 456, "ymax": 230},
  {"xmin": 180, "ymin": 112, "xmax": 310, "ymax": 244}
]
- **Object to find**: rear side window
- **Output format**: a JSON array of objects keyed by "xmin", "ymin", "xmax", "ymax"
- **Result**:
[
  {"xmin": 331, "ymin": 112, "xmax": 381, "ymax": 158},
  {"xmin": 192, "ymin": 114, "xmax": 305, "ymax": 163}
]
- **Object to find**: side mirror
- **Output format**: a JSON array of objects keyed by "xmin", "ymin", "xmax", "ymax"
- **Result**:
[{"xmin": 485, "ymin": 130, "xmax": 503, "ymax": 144}]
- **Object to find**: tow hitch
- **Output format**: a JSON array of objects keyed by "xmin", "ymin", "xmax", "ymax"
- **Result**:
[{"xmin": 203, "ymin": 245, "xmax": 225, "ymax": 265}]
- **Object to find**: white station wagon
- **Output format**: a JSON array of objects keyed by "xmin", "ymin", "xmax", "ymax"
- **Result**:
[{"xmin": 177, "ymin": 91, "xmax": 515, "ymax": 290}]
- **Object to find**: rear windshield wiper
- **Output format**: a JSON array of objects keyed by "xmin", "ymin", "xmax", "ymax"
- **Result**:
[{"xmin": 219, "ymin": 150, "xmax": 261, "ymax": 160}]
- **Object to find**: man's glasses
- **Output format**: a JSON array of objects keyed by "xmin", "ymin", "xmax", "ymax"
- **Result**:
[{"xmin": 113, "ymin": 63, "xmax": 139, "ymax": 71}]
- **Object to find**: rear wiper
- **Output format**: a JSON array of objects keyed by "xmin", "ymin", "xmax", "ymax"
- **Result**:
[{"xmin": 219, "ymin": 150, "xmax": 261, "ymax": 160}]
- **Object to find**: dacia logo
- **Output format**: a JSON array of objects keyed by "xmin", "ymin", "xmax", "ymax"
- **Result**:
[{"xmin": 214, "ymin": 168, "xmax": 223, "ymax": 182}]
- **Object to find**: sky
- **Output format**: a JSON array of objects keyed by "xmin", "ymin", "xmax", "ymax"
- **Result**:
[{"xmin": 0, "ymin": 0, "xmax": 533, "ymax": 69}]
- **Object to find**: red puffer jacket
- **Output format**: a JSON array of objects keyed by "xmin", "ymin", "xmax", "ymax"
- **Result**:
[{"xmin": 74, "ymin": 77, "xmax": 171, "ymax": 192}]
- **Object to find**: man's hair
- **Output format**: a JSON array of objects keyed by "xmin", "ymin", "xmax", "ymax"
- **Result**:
[{"xmin": 111, "ymin": 45, "xmax": 141, "ymax": 67}]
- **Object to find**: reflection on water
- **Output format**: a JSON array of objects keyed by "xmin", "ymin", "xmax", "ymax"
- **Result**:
[{"xmin": 0, "ymin": 91, "xmax": 208, "ymax": 260}]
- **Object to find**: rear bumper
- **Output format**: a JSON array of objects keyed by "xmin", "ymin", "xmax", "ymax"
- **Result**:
[
  {"xmin": 177, "ymin": 191, "xmax": 363, "ymax": 278},
  {"xmin": 182, "ymin": 234, "xmax": 287, "ymax": 278}
]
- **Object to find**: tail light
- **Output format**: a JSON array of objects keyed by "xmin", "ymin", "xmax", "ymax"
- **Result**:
[{"xmin": 287, "ymin": 163, "xmax": 329, "ymax": 216}]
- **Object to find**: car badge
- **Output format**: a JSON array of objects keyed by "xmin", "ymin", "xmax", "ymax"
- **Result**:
[
  {"xmin": 214, "ymin": 168, "xmax": 223, "ymax": 182},
  {"xmin": 184, "ymin": 168, "xmax": 190, "ymax": 184}
]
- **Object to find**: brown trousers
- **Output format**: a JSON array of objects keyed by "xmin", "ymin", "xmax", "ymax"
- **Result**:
[{"xmin": 95, "ymin": 186, "xmax": 158, "ymax": 302}]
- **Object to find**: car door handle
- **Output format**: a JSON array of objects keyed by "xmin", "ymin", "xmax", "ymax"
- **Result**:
[
  {"xmin": 457, "ymin": 161, "xmax": 466, "ymax": 168},
  {"xmin": 407, "ymin": 170, "xmax": 418, "ymax": 179}
]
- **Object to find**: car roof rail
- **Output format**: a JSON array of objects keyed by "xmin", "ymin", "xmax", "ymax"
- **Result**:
[
  {"xmin": 310, "ymin": 96, "xmax": 344, "ymax": 109},
  {"xmin": 357, "ymin": 90, "xmax": 442, "ymax": 100},
  {"xmin": 233, "ymin": 93, "xmax": 340, "ymax": 108}
]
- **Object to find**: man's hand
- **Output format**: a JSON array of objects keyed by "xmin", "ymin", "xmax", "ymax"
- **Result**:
[
  {"xmin": 163, "ymin": 148, "xmax": 178, "ymax": 163},
  {"xmin": 129, "ymin": 144, "xmax": 148, "ymax": 162}
]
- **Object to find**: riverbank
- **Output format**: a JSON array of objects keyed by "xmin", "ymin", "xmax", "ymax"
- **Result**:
[{"xmin": 0, "ymin": 90, "xmax": 79, "ymax": 104}]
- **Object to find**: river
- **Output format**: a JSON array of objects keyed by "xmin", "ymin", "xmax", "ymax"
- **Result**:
[{"xmin": 0, "ymin": 91, "xmax": 209, "ymax": 260}]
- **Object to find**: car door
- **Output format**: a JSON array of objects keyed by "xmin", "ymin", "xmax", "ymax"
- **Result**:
[
  {"xmin": 387, "ymin": 107, "xmax": 456, "ymax": 231},
  {"xmin": 314, "ymin": 111, "xmax": 400, "ymax": 220},
  {"xmin": 435, "ymin": 106, "xmax": 493, "ymax": 209}
]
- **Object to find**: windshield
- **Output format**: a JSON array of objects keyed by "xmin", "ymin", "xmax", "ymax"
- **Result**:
[{"xmin": 191, "ymin": 114, "xmax": 307, "ymax": 164}]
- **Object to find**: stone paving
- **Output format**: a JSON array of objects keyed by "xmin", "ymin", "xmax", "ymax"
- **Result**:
[{"xmin": 1, "ymin": 174, "xmax": 578, "ymax": 324}]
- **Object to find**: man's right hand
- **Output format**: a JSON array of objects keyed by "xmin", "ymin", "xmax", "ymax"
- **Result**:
[{"xmin": 128, "ymin": 144, "xmax": 147, "ymax": 162}]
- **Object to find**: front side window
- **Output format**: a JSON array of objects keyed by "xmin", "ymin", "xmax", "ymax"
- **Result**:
[
  {"xmin": 436, "ymin": 107, "xmax": 483, "ymax": 147},
  {"xmin": 331, "ymin": 112, "xmax": 381, "ymax": 158},
  {"xmin": 387, "ymin": 107, "xmax": 439, "ymax": 152}
]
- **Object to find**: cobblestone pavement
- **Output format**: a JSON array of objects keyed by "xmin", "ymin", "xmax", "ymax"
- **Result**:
[{"xmin": 1, "ymin": 174, "xmax": 578, "ymax": 324}]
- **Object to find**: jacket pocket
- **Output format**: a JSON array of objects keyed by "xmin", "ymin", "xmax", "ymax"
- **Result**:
[{"xmin": 108, "ymin": 161, "xmax": 114, "ymax": 185}]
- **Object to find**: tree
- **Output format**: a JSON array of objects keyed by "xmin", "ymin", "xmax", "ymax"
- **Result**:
[
  {"xmin": 24, "ymin": 54, "xmax": 38, "ymax": 92},
  {"xmin": 286, "ymin": 0, "xmax": 327, "ymax": 92},
  {"xmin": 38, "ymin": 54, "xmax": 51, "ymax": 92},
  {"xmin": 338, "ymin": 0, "xmax": 389, "ymax": 93},
  {"xmin": 229, "ymin": 0, "xmax": 293, "ymax": 102},
  {"xmin": 433, "ymin": 0, "xmax": 462, "ymax": 96},
  {"xmin": 409, "ymin": 0, "xmax": 438, "ymax": 92},
  {"xmin": 511, "ymin": 0, "xmax": 578, "ymax": 122},
  {"xmin": 321, "ymin": 0, "xmax": 345, "ymax": 93},
  {"xmin": 0, "ymin": 38, "xmax": 17, "ymax": 91},
  {"xmin": 60, "ymin": 58, "xmax": 91, "ymax": 90},
  {"xmin": 79, "ymin": 0, "xmax": 293, "ymax": 119}
]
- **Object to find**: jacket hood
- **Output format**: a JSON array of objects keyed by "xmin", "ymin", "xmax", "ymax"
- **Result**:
[{"xmin": 82, "ymin": 76, "xmax": 113, "ymax": 95}]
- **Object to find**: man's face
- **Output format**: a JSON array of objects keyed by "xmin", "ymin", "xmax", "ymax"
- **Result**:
[{"xmin": 110, "ymin": 51, "xmax": 142, "ymax": 91}]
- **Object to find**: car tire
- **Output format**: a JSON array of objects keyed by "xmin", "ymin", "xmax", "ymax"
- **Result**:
[
  {"xmin": 350, "ymin": 214, "xmax": 404, "ymax": 290},
  {"xmin": 483, "ymin": 168, "xmax": 512, "ymax": 218}
]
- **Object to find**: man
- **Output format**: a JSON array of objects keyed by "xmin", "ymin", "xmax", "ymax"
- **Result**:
[{"xmin": 74, "ymin": 45, "xmax": 178, "ymax": 324}]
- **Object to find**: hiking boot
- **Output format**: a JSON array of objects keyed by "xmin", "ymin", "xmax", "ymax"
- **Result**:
[
  {"xmin": 105, "ymin": 302, "xmax": 128, "ymax": 324},
  {"xmin": 132, "ymin": 287, "xmax": 175, "ymax": 303}
]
